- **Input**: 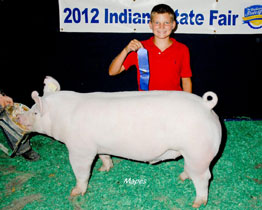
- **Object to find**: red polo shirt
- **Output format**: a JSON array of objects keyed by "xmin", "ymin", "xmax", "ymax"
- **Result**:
[{"xmin": 123, "ymin": 37, "xmax": 192, "ymax": 91}]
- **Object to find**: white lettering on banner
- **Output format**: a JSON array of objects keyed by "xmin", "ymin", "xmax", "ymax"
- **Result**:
[{"xmin": 58, "ymin": 0, "xmax": 262, "ymax": 34}]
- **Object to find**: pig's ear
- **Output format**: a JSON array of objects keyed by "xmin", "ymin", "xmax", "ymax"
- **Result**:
[
  {"xmin": 31, "ymin": 91, "xmax": 44, "ymax": 115},
  {"xmin": 43, "ymin": 76, "xmax": 61, "ymax": 95}
]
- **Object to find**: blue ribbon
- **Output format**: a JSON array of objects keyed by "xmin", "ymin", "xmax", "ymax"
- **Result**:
[{"xmin": 137, "ymin": 48, "xmax": 150, "ymax": 91}]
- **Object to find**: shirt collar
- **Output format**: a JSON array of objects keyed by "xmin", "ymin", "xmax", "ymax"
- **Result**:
[{"xmin": 148, "ymin": 37, "xmax": 177, "ymax": 52}]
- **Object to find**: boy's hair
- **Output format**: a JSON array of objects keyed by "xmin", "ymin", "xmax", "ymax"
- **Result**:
[{"xmin": 150, "ymin": 4, "xmax": 176, "ymax": 22}]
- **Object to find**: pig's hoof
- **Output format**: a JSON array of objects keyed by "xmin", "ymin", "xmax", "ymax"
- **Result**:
[
  {"xmin": 179, "ymin": 171, "xmax": 189, "ymax": 181},
  {"xmin": 192, "ymin": 199, "xmax": 207, "ymax": 208},
  {"xmin": 98, "ymin": 155, "xmax": 114, "ymax": 172},
  {"xmin": 70, "ymin": 187, "xmax": 85, "ymax": 197},
  {"xmin": 98, "ymin": 164, "xmax": 113, "ymax": 172}
]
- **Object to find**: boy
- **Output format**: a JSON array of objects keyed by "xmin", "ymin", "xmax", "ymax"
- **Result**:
[{"xmin": 109, "ymin": 4, "xmax": 192, "ymax": 92}]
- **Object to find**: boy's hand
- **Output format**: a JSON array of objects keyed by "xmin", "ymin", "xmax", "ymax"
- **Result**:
[
  {"xmin": 109, "ymin": 39, "xmax": 143, "ymax": 76},
  {"xmin": 0, "ymin": 94, "xmax": 14, "ymax": 108},
  {"xmin": 125, "ymin": 39, "xmax": 143, "ymax": 53}
]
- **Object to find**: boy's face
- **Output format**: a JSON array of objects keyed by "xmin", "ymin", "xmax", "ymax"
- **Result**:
[{"xmin": 149, "ymin": 13, "xmax": 176, "ymax": 39}]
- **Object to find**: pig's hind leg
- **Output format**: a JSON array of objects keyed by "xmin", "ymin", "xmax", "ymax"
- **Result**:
[
  {"xmin": 181, "ymin": 152, "xmax": 213, "ymax": 208},
  {"xmin": 69, "ymin": 151, "xmax": 96, "ymax": 197}
]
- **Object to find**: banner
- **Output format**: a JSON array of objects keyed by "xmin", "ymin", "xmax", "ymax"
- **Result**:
[{"xmin": 58, "ymin": 0, "xmax": 262, "ymax": 34}]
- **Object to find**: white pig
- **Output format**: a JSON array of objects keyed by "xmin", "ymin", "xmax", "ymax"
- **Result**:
[{"xmin": 18, "ymin": 76, "xmax": 221, "ymax": 208}]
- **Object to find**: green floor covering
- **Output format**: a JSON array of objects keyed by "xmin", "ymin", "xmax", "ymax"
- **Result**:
[{"xmin": 0, "ymin": 120, "xmax": 261, "ymax": 210}]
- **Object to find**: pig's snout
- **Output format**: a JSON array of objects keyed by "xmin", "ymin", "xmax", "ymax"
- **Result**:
[
  {"xmin": 16, "ymin": 114, "xmax": 24, "ymax": 124},
  {"xmin": 16, "ymin": 114, "xmax": 31, "ymax": 130}
]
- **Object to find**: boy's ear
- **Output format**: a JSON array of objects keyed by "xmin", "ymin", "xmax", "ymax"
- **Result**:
[
  {"xmin": 149, "ymin": 21, "xmax": 153, "ymax": 30},
  {"xmin": 172, "ymin": 21, "xmax": 176, "ymax": 31},
  {"xmin": 172, "ymin": 21, "xmax": 176, "ymax": 30}
]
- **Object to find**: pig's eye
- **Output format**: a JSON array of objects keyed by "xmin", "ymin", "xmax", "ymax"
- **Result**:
[{"xmin": 34, "ymin": 112, "xmax": 38, "ymax": 115}]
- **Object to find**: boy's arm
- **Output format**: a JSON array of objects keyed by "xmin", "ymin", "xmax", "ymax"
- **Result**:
[
  {"xmin": 0, "ymin": 94, "xmax": 13, "ymax": 108},
  {"xmin": 182, "ymin": 77, "xmax": 192, "ymax": 93},
  {"xmin": 108, "ymin": 48, "xmax": 128, "ymax": 76},
  {"xmin": 109, "ymin": 39, "xmax": 143, "ymax": 76}
]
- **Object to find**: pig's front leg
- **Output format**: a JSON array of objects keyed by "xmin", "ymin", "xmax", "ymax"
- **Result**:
[
  {"xmin": 98, "ymin": 155, "xmax": 113, "ymax": 172},
  {"xmin": 68, "ymin": 150, "xmax": 96, "ymax": 196}
]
